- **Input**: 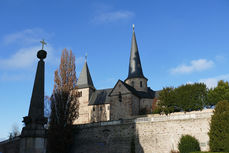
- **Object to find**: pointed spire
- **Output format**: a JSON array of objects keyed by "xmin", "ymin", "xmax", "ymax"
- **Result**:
[
  {"xmin": 77, "ymin": 58, "xmax": 95, "ymax": 89},
  {"xmin": 127, "ymin": 24, "xmax": 145, "ymax": 79}
]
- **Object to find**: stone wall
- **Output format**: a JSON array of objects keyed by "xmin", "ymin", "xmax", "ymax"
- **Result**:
[
  {"xmin": 140, "ymin": 98, "xmax": 153, "ymax": 114},
  {"xmin": 90, "ymin": 104, "xmax": 110, "ymax": 122},
  {"xmin": 0, "ymin": 137, "xmax": 20, "ymax": 153},
  {"xmin": 125, "ymin": 78, "xmax": 148, "ymax": 92},
  {"xmin": 71, "ymin": 109, "xmax": 213, "ymax": 153},
  {"xmin": 74, "ymin": 88, "xmax": 91, "ymax": 124},
  {"xmin": 109, "ymin": 80, "xmax": 142, "ymax": 120}
]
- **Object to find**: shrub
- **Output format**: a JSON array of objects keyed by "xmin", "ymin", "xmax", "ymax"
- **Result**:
[
  {"xmin": 139, "ymin": 108, "xmax": 147, "ymax": 115},
  {"xmin": 208, "ymin": 100, "xmax": 229, "ymax": 152},
  {"xmin": 190, "ymin": 152, "xmax": 226, "ymax": 153},
  {"xmin": 178, "ymin": 135, "xmax": 200, "ymax": 153},
  {"xmin": 170, "ymin": 150, "xmax": 179, "ymax": 153}
]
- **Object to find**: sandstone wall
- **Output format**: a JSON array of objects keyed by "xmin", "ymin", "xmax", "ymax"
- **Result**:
[
  {"xmin": 125, "ymin": 78, "xmax": 148, "ymax": 92},
  {"xmin": 90, "ymin": 104, "xmax": 110, "ymax": 122},
  {"xmin": 74, "ymin": 88, "xmax": 91, "ymax": 124},
  {"xmin": 71, "ymin": 109, "xmax": 213, "ymax": 153},
  {"xmin": 140, "ymin": 98, "xmax": 153, "ymax": 114},
  {"xmin": 109, "ymin": 81, "xmax": 137, "ymax": 120}
]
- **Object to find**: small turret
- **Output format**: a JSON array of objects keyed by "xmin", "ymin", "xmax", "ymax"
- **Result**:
[{"xmin": 77, "ymin": 59, "xmax": 95, "ymax": 90}]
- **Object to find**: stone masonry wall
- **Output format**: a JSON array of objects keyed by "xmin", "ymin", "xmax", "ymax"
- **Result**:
[
  {"xmin": 0, "ymin": 137, "xmax": 20, "ymax": 153},
  {"xmin": 140, "ymin": 98, "xmax": 153, "ymax": 114},
  {"xmin": 125, "ymin": 78, "xmax": 148, "ymax": 92},
  {"xmin": 71, "ymin": 109, "xmax": 213, "ymax": 153},
  {"xmin": 74, "ymin": 88, "xmax": 91, "ymax": 124}
]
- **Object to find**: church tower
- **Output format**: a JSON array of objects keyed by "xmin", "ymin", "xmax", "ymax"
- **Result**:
[
  {"xmin": 74, "ymin": 58, "xmax": 95, "ymax": 124},
  {"xmin": 125, "ymin": 25, "xmax": 148, "ymax": 92}
]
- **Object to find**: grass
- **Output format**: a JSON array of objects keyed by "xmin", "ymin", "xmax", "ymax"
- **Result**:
[{"xmin": 191, "ymin": 152, "xmax": 229, "ymax": 153}]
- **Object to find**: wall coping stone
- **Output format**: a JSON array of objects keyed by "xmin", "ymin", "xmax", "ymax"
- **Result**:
[{"xmin": 75, "ymin": 109, "xmax": 214, "ymax": 129}]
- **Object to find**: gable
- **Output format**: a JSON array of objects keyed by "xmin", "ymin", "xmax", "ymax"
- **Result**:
[{"xmin": 109, "ymin": 80, "xmax": 132, "ymax": 96}]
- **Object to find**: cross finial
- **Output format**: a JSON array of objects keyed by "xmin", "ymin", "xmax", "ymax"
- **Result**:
[
  {"xmin": 40, "ymin": 39, "xmax": 47, "ymax": 50},
  {"xmin": 132, "ymin": 24, "xmax": 135, "ymax": 31},
  {"xmin": 85, "ymin": 53, "xmax": 88, "ymax": 62}
]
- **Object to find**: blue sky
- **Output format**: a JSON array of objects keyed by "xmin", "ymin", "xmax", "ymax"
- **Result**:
[{"xmin": 0, "ymin": 0, "xmax": 229, "ymax": 140}]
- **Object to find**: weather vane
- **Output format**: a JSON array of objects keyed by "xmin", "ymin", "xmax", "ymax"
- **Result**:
[
  {"xmin": 40, "ymin": 39, "xmax": 47, "ymax": 50},
  {"xmin": 85, "ymin": 53, "xmax": 88, "ymax": 62}
]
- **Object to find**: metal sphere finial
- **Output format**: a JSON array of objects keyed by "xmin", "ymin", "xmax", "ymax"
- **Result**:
[{"xmin": 37, "ymin": 50, "xmax": 47, "ymax": 60}]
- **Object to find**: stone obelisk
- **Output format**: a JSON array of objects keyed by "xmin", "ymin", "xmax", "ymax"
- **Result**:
[{"xmin": 20, "ymin": 41, "xmax": 48, "ymax": 153}]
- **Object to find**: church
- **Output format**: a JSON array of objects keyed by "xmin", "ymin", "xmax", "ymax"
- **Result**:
[
  {"xmin": 0, "ymin": 26, "xmax": 214, "ymax": 153},
  {"xmin": 74, "ymin": 25, "xmax": 158, "ymax": 124}
]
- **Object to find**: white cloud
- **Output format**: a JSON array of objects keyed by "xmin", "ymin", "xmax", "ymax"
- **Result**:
[
  {"xmin": 3, "ymin": 28, "xmax": 52, "ymax": 45},
  {"xmin": 199, "ymin": 74, "xmax": 229, "ymax": 89},
  {"xmin": 0, "ymin": 45, "xmax": 58, "ymax": 70},
  {"xmin": 0, "ymin": 46, "xmax": 38, "ymax": 69},
  {"xmin": 0, "ymin": 72, "xmax": 29, "ymax": 82},
  {"xmin": 0, "ymin": 28, "xmax": 58, "ymax": 70},
  {"xmin": 92, "ymin": 10, "xmax": 134, "ymax": 24},
  {"xmin": 170, "ymin": 59, "xmax": 214, "ymax": 74}
]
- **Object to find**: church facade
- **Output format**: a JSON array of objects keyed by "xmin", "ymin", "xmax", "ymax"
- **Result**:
[{"xmin": 74, "ymin": 27, "xmax": 157, "ymax": 125}]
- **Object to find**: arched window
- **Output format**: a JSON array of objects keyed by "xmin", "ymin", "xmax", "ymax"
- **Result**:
[
  {"xmin": 118, "ymin": 92, "xmax": 122, "ymax": 102},
  {"xmin": 140, "ymin": 81, "xmax": 143, "ymax": 87}
]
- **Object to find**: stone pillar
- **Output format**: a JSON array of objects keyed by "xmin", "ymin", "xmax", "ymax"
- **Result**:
[{"xmin": 20, "ymin": 50, "xmax": 48, "ymax": 153}]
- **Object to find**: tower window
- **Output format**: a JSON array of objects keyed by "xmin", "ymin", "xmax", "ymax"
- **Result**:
[
  {"xmin": 100, "ymin": 107, "xmax": 103, "ymax": 111},
  {"xmin": 118, "ymin": 92, "xmax": 122, "ymax": 102},
  {"xmin": 131, "ymin": 81, "xmax": 134, "ymax": 87},
  {"xmin": 78, "ymin": 91, "xmax": 82, "ymax": 97},
  {"xmin": 140, "ymin": 81, "xmax": 143, "ymax": 87},
  {"xmin": 93, "ymin": 107, "xmax": 95, "ymax": 111}
]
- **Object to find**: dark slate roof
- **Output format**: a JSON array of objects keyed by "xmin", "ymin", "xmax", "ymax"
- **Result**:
[
  {"xmin": 127, "ymin": 28, "xmax": 146, "ymax": 80},
  {"xmin": 121, "ymin": 80, "xmax": 155, "ymax": 99},
  {"xmin": 89, "ymin": 88, "xmax": 112, "ymax": 105},
  {"xmin": 77, "ymin": 61, "xmax": 95, "ymax": 89},
  {"xmin": 88, "ymin": 80, "xmax": 156, "ymax": 106}
]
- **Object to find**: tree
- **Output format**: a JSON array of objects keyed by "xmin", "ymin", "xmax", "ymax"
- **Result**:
[
  {"xmin": 47, "ymin": 49, "xmax": 79, "ymax": 153},
  {"xmin": 178, "ymin": 135, "xmax": 200, "ymax": 153},
  {"xmin": 209, "ymin": 100, "xmax": 229, "ymax": 152},
  {"xmin": 207, "ymin": 80, "xmax": 229, "ymax": 107},
  {"xmin": 157, "ymin": 83, "xmax": 207, "ymax": 114},
  {"xmin": 174, "ymin": 83, "xmax": 207, "ymax": 111},
  {"xmin": 157, "ymin": 87, "xmax": 176, "ymax": 114},
  {"xmin": 8, "ymin": 124, "xmax": 20, "ymax": 140}
]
